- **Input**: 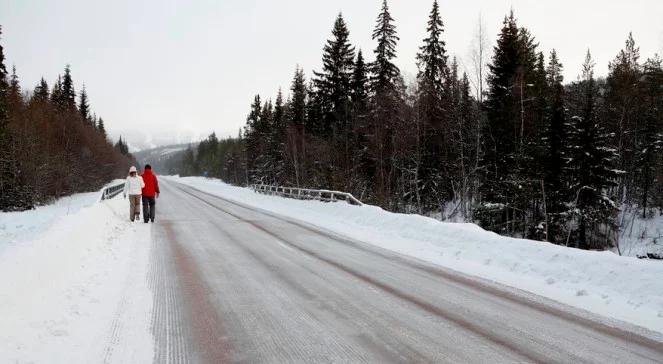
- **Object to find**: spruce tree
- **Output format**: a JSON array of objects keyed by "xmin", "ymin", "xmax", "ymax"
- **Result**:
[
  {"xmin": 480, "ymin": 11, "xmax": 540, "ymax": 236},
  {"xmin": 259, "ymin": 99, "xmax": 274, "ymax": 182},
  {"xmin": 350, "ymin": 50, "xmax": 370, "ymax": 189},
  {"xmin": 32, "ymin": 77, "xmax": 49, "ymax": 103},
  {"xmin": 636, "ymin": 56, "xmax": 663, "ymax": 216},
  {"xmin": 370, "ymin": 0, "xmax": 401, "ymax": 204},
  {"xmin": 351, "ymin": 50, "xmax": 369, "ymax": 110},
  {"xmin": 416, "ymin": 0, "xmax": 451, "ymax": 210},
  {"xmin": 288, "ymin": 67, "xmax": 307, "ymax": 128},
  {"xmin": 114, "ymin": 136, "xmax": 129, "ymax": 155},
  {"xmin": 567, "ymin": 51, "xmax": 621, "ymax": 249},
  {"xmin": 0, "ymin": 28, "xmax": 32, "ymax": 211},
  {"xmin": 61, "ymin": 65, "xmax": 76, "ymax": 110},
  {"xmin": 7, "ymin": 65, "xmax": 23, "ymax": 114},
  {"xmin": 285, "ymin": 67, "xmax": 308, "ymax": 186},
  {"xmin": 0, "ymin": 26, "xmax": 6, "ymax": 125},
  {"xmin": 313, "ymin": 13, "xmax": 355, "ymax": 139},
  {"xmin": 244, "ymin": 95, "xmax": 262, "ymax": 182},
  {"xmin": 605, "ymin": 33, "xmax": 642, "ymax": 202},
  {"xmin": 271, "ymin": 88, "xmax": 286, "ymax": 183},
  {"xmin": 371, "ymin": 0, "xmax": 400, "ymax": 93},
  {"xmin": 51, "ymin": 75, "xmax": 63, "ymax": 109},
  {"xmin": 97, "ymin": 117, "xmax": 107, "ymax": 138},
  {"xmin": 542, "ymin": 49, "xmax": 569, "ymax": 242},
  {"xmin": 79, "ymin": 85, "xmax": 90, "ymax": 124},
  {"xmin": 416, "ymin": 0, "xmax": 448, "ymax": 99}
]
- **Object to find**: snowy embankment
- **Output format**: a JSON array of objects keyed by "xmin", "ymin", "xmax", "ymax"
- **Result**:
[
  {"xmin": 167, "ymin": 176, "xmax": 663, "ymax": 336},
  {"xmin": 0, "ymin": 188, "xmax": 153, "ymax": 363},
  {"xmin": 617, "ymin": 206, "xmax": 663, "ymax": 258}
]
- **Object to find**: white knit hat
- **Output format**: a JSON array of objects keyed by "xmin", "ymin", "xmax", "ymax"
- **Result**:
[{"xmin": 129, "ymin": 166, "xmax": 137, "ymax": 173}]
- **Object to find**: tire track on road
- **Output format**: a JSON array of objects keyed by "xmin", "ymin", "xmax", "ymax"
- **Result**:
[
  {"xmin": 173, "ymin": 184, "xmax": 548, "ymax": 364},
  {"xmin": 149, "ymin": 225, "xmax": 191, "ymax": 364},
  {"xmin": 176, "ymin": 182, "xmax": 663, "ymax": 356}
]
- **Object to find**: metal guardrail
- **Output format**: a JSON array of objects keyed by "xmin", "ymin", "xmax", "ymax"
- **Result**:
[
  {"xmin": 251, "ymin": 184, "xmax": 363, "ymax": 206},
  {"xmin": 101, "ymin": 182, "xmax": 125, "ymax": 201}
]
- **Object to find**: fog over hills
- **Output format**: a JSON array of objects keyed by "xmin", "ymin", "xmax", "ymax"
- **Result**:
[{"xmin": 109, "ymin": 129, "xmax": 207, "ymax": 152}]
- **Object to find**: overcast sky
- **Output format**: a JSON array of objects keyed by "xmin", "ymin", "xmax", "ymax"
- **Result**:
[{"xmin": 2, "ymin": 0, "xmax": 662, "ymax": 145}]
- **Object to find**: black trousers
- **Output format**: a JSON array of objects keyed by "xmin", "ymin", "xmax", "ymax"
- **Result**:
[{"xmin": 142, "ymin": 196, "xmax": 156, "ymax": 222}]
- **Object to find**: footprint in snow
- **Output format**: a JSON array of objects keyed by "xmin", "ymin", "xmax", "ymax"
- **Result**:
[{"xmin": 51, "ymin": 329, "xmax": 69, "ymax": 337}]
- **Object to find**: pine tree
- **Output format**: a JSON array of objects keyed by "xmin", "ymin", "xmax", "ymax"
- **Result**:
[
  {"xmin": 79, "ymin": 85, "xmax": 90, "ymax": 124},
  {"xmin": 567, "ymin": 51, "xmax": 621, "ymax": 249}
]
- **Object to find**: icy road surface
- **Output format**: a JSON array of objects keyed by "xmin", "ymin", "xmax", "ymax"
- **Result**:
[{"xmin": 152, "ymin": 180, "xmax": 663, "ymax": 363}]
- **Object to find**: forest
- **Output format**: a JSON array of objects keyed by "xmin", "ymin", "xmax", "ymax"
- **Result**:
[
  {"xmin": 0, "ymin": 26, "xmax": 135, "ymax": 211},
  {"xmin": 178, "ymin": 0, "xmax": 663, "ymax": 251}
]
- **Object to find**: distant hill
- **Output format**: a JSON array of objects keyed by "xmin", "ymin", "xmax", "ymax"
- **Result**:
[
  {"xmin": 108, "ymin": 129, "xmax": 206, "ymax": 153},
  {"xmin": 132, "ymin": 143, "xmax": 196, "ymax": 175}
]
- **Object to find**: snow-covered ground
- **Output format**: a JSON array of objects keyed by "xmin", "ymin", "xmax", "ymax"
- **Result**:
[
  {"xmin": 167, "ymin": 176, "xmax": 663, "ymax": 336},
  {"xmin": 0, "ymin": 180, "xmax": 125, "ymax": 253},
  {"xmin": 617, "ymin": 206, "xmax": 663, "ymax": 258},
  {"xmin": 0, "ymin": 190, "xmax": 153, "ymax": 363},
  {"xmin": 0, "ymin": 192, "xmax": 99, "ymax": 253}
]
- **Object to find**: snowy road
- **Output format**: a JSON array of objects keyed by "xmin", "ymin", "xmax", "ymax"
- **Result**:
[{"xmin": 151, "ymin": 180, "xmax": 663, "ymax": 363}]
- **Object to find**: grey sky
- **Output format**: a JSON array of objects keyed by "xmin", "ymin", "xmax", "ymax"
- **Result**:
[{"xmin": 2, "ymin": 0, "xmax": 662, "ymax": 145}]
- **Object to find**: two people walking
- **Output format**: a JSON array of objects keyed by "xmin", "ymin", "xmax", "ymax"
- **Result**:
[{"xmin": 123, "ymin": 164, "xmax": 160, "ymax": 223}]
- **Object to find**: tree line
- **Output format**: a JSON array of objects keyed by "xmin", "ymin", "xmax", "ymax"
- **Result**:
[
  {"xmin": 178, "ymin": 1, "xmax": 663, "ymax": 250},
  {"xmin": 0, "ymin": 25, "xmax": 136, "ymax": 211}
]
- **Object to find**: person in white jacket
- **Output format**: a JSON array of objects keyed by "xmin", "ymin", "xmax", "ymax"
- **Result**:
[{"xmin": 123, "ymin": 166, "xmax": 145, "ymax": 222}]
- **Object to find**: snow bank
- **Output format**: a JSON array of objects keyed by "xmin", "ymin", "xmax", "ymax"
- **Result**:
[
  {"xmin": 0, "ymin": 193, "xmax": 153, "ymax": 363},
  {"xmin": 0, "ymin": 192, "xmax": 99, "ymax": 252},
  {"xmin": 0, "ymin": 179, "xmax": 125, "ymax": 253},
  {"xmin": 167, "ymin": 176, "xmax": 663, "ymax": 335}
]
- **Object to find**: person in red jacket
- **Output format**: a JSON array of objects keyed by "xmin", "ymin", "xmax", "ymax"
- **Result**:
[{"xmin": 141, "ymin": 164, "xmax": 160, "ymax": 223}]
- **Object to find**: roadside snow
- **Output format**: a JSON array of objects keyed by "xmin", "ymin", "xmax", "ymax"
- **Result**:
[
  {"xmin": 167, "ymin": 176, "xmax": 663, "ymax": 336},
  {"xmin": 0, "ymin": 193, "xmax": 153, "ymax": 363},
  {"xmin": 0, "ymin": 192, "xmax": 98, "ymax": 252},
  {"xmin": 0, "ymin": 180, "xmax": 125, "ymax": 253},
  {"xmin": 617, "ymin": 206, "xmax": 663, "ymax": 258}
]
